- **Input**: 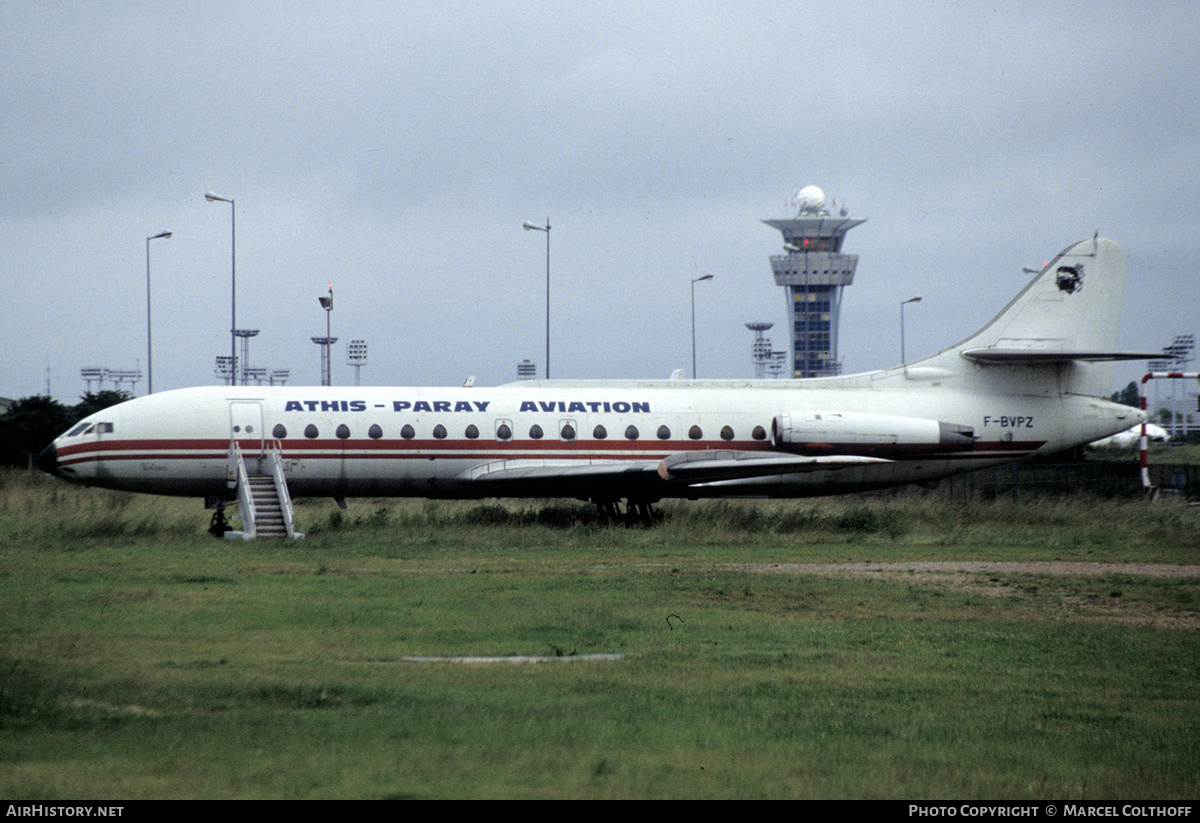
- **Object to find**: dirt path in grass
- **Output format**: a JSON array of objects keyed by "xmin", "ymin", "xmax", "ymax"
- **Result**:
[
  {"xmin": 730, "ymin": 562, "xmax": 1200, "ymax": 631},
  {"xmin": 733, "ymin": 561, "xmax": 1200, "ymax": 579}
]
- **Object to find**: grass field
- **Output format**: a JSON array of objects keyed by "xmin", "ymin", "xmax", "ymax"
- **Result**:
[{"xmin": 2, "ymin": 469, "xmax": 1198, "ymax": 799}]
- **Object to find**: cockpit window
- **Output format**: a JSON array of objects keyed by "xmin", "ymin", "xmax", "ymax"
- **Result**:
[{"xmin": 67, "ymin": 422, "xmax": 112, "ymax": 437}]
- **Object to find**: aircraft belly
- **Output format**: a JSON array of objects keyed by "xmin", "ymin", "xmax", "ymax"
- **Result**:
[
  {"xmin": 283, "ymin": 456, "xmax": 485, "ymax": 498},
  {"xmin": 92, "ymin": 462, "xmax": 228, "ymax": 497}
]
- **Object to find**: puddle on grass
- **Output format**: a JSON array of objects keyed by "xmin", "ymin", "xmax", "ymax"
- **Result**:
[{"xmin": 399, "ymin": 653, "xmax": 627, "ymax": 664}]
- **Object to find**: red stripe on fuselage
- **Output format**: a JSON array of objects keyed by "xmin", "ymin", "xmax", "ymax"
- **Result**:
[{"xmin": 55, "ymin": 436, "xmax": 1044, "ymax": 468}]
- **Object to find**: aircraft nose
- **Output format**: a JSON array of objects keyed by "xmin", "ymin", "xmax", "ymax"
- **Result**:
[{"xmin": 37, "ymin": 443, "xmax": 58, "ymax": 476}]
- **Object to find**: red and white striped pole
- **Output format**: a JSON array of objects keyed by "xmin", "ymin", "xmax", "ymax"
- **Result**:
[{"xmin": 1140, "ymin": 372, "xmax": 1200, "ymax": 490}]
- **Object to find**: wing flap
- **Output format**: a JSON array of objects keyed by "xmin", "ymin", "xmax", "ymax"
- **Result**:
[
  {"xmin": 657, "ymin": 450, "xmax": 890, "ymax": 484},
  {"xmin": 462, "ymin": 459, "xmax": 660, "ymax": 483},
  {"xmin": 460, "ymin": 458, "xmax": 665, "ymax": 499},
  {"xmin": 962, "ymin": 348, "xmax": 1162, "ymax": 363},
  {"xmin": 460, "ymin": 451, "xmax": 890, "ymax": 495}
]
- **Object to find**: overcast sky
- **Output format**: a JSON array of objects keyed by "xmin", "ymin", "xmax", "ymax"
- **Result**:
[{"xmin": 4, "ymin": 0, "xmax": 1197, "ymax": 403}]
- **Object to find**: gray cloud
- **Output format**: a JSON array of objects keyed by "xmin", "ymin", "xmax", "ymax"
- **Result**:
[{"xmin": 3, "ymin": 0, "xmax": 1195, "ymax": 400}]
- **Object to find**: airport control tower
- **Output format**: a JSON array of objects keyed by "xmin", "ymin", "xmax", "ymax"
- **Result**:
[{"xmin": 763, "ymin": 186, "xmax": 865, "ymax": 378}]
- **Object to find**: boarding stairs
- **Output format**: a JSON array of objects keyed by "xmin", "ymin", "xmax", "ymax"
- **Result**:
[{"xmin": 225, "ymin": 439, "xmax": 304, "ymax": 539}]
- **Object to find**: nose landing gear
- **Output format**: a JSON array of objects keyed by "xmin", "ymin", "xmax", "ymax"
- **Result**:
[{"xmin": 592, "ymin": 497, "xmax": 659, "ymax": 526}]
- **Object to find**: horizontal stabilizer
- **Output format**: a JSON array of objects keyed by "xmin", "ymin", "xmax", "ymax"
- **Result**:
[
  {"xmin": 962, "ymin": 348, "xmax": 1163, "ymax": 363},
  {"xmin": 657, "ymin": 450, "xmax": 889, "ymax": 484}
]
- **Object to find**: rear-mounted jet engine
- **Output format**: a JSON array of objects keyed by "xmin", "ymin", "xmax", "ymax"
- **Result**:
[{"xmin": 772, "ymin": 411, "xmax": 975, "ymax": 459}]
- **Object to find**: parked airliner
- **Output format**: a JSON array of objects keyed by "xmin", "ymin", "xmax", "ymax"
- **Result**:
[{"xmin": 40, "ymin": 237, "xmax": 1155, "ymax": 532}]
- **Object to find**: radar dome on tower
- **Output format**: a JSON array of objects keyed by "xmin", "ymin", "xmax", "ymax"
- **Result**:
[{"xmin": 793, "ymin": 185, "xmax": 826, "ymax": 214}]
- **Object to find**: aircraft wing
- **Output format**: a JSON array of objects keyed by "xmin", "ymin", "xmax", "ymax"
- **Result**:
[
  {"xmin": 655, "ymin": 450, "xmax": 890, "ymax": 483},
  {"xmin": 461, "ymin": 451, "xmax": 889, "ymax": 496}
]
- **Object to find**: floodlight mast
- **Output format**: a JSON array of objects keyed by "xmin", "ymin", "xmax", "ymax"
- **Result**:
[
  {"xmin": 900, "ymin": 296, "xmax": 922, "ymax": 366},
  {"xmin": 522, "ymin": 218, "xmax": 551, "ymax": 379},
  {"xmin": 691, "ymin": 274, "xmax": 713, "ymax": 378},
  {"xmin": 347, "ymin": 339, "xmax": 368, "ymax": 386},
  {"xmin": 317, "ymin": 286, "xmax": 334, "ymax": 386},
  {"xmin": 145, "ymin": 231, "xmax": 171, "ymax": 394},
  {"xmin": 204, "ymin": 192, "xmax": 236, "ymax": 384}
]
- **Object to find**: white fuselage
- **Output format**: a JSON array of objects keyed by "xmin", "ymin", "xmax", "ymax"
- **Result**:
[{"xmin": 44, "ymin": 365, "xmax": 1140, "ymax": 503}]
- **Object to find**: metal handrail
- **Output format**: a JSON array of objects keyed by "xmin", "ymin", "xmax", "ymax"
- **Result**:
[
  {"xmin": 228, "ymin": 439, "xmax": 256, "ymax": 536},
  {"xmin": 265, "ymin": 438, "xmax": 303, "ymax": 538}
]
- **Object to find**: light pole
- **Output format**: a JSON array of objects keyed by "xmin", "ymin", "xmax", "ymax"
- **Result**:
[
  {"xmin": 145, "ymin": 230, "xmax": 171, "ymax": 393},
  {"xmin": 318, "ymin": 286, "xmax": 333, "ymax": 386},
  {"xmin": 522, "ymin": 218, "xmax": 550, "ymax": 379},
  {"xmin": 900, "ymin": 296, "xmax": 922, "ymax": 365},
  {"xmin": 347, "ymin": 339, "xmax": 367, "ymax": 386},
  {"xmin": 691, "ymin": 274, "xmax": 713, "ymax": 378},
  {"xmin": 205, "ymin": 192, "xmax": 235, "ymax": 384}
]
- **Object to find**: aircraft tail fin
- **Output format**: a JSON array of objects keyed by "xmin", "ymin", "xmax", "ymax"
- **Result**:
[{"xmin": 937, "ymin": 237, "xmax": 1154, "ymax": 396}]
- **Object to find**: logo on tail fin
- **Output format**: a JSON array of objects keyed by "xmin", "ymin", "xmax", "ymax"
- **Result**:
[{"xmin": 1055, "ymin": 264, "xmax": 1084, "ymax": 293}]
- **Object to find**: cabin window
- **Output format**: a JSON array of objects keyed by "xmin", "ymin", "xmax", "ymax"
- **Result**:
[
  {"xmin": 336, "ymin": 424, "xmax": 351, "ymax": 440},
  {"xmin": 368, "ymin": 424, "xmax": 383, "ymax": 439},
  {"xmin": 720, "ymin": 425, "xmax": 734, "ymax": 441},
  {"xmin": 529, "ymin": 424, "xmax": 544, "ymax": 440},
  {"xmin": 656, "ymin": 425, "xmax": 671, "ymax": 440},
  {"xmin": 272, "ymin": 424, "xmax": 288, "ymax": 439},
  {"xmin": 401, "ymin": 424, "xmax": 416, "ymax": 440},
  {"xmin": 496, "ymin": 423, "xmax": 512, "ymax": 441},
  {"xmin": 304, "ymin": 424, "xmax": 319, "ymax": 439},
  {"xmin": 465, "ymin": 424, "xmax": 479, "ymax": 439},
  {"xmin": 593, "ymin": 424, "xmax": 607, "ymax": 440},
  {"xmin": 433, "ymin": 424, "xmax": 447, "ymax": 439},
  {"xmin": 688, "ymin": 425, "xmax": 703, "ymax": 440},
  {"xmin": 560, "ymin": 423, "xmax": 576, "ymax": 441},
  {"xmin": 752, "ymin": 425, "xmax": 766, "ymax": 441},
  {"xmin": 624, "ymin": 425, "xmax": 639, "ymax": 440}
]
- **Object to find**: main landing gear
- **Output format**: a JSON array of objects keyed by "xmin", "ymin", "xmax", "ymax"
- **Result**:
[
  {"xmin": 592, "ymin": 498, "xmax": 660, "ymax": 526},
  {"xmin": 208, "ymin": 500, "xmax": 232, "ymax": 538}
]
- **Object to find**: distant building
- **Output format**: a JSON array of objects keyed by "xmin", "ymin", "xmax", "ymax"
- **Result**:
[{"xmin": 763, "ymin": 186, "xmax": 865, "ymax": 378}]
